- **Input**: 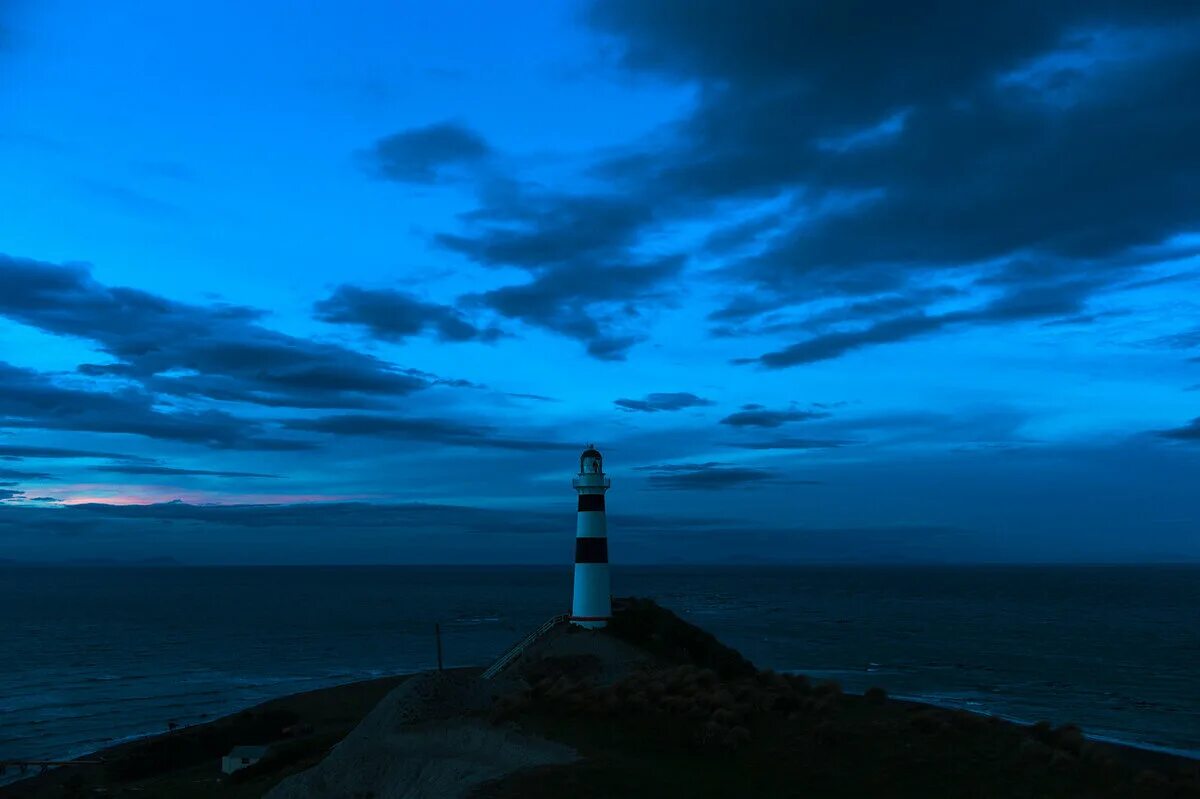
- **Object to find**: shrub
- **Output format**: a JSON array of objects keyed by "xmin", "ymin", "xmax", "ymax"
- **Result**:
[
  {"xmin": 1135, "ymin": 769, "xmax": 1170, "ymax": 788},
  {"xmin": 813, "ymin": 680, "xmax": 842, "ymax": 697},
  {"xmin": 770, "ymin": 693, "xmax": 800, "ymax": 713},
  {"xmin": 785, "ymin": 674, "xmax": 811, "ymax": 694},
  {"xmin": 949, "ymin": 710, "xmax": 986, "ymax": 732},
  {"xmin": 543, "ymin": 676, "xmax": 575, "ymax": 700},
  {"xmin": 711, "ymin": 707, "xmax": 740, "ymax": 727},
  {"xmin": 910, "ymin": 710, "xmax": 943, "ymax": 734},
  {"xmin": 1049, "ymin": 750, "xmax": 1076, "ymax": 771},
  {"xmin": 864, "ymin": 686, "xmax": 887, "ymax": 705},
  {"xmin": 1030, "ymin": 720, "xmax": 1054, "ymax": 741},
  {"xmin": 520, "ymin": 654, "xmax": 603, "ymax": 684},
  {"xmin": 813, "ymin": 720, "xmax": 840, "ymax": 746},
  {"xmin": 1051, "ymin": 724, "xmax": 1085, "ymax": 755},
  {"xmin": 1019, "ymin": 737, "xmax": 1054, "ymax": 762},
  {"xmin": 723, "ymin": 725, "xmax": 751, "ymax": 751},
  {"xmin": 700, "ymin": 721, "xmax": 724, "ymax": 745}
]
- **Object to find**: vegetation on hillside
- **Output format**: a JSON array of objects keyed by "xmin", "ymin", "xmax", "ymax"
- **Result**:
[
  {"xmin": 480, "ymin": 664, "xmax": 1200, "ymax": 798},
  {"xmin": 478, "ymin": 599, "xmax": 1199, "ymax": 798},
  {"xmin": 605, "ymin": 597, "xmax": 756, "ymax": 679}
]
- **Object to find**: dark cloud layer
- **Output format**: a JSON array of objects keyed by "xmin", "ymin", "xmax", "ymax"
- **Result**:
[
  {"xmin": 314, "ymin": 285, "xmax": 501, "ymax": 343},
  {"xmin": 282, "ymin": 414, "xmax": 573, "ymax": 451},
  {"xmin": 613, "ymin": 392, "xmax": 714, "ymax": 413},
  {"xmin": 720, "ymin": 406, "xmax": 829, "ymax": 428},
  {"xmin": 377, "ymin": 0, "xmax": 1200, "ymax": 368},
  {"xmin": 89, "ymin": 465, "xmax": 279, "ymax": 478},
  {"xmin": 573, "ymin": 1, "xmax": 1200, "ymax": 363},
  {"xmin": 429, "ymin": 175, "xmax": 683, "ymax": 359},
  {"xmin": 751, "ymin": 271, "xmax": 1104, "ymax": 366},
  {"xmin": 0, "ymin": 444, "xmax": 142, "ymax": 461},
  {"xmin": 633, "ymin": 461, "xmax": 783, "ymax": 490},
  {"xmin": 0, "ymin": 362, "xmax": 312, "ymax": 450},
  {"xmin": 0, "ymin": 467, "xmax": 53, "ymax": 479},
  {"xmin": 1158, "ymin": 417, "xmax": 1200, "ymax": 441},
  {"xmin": 727, "ymin": 438, "xmax": 853, "ymax": 450},
  {"xmin": 465, "ymin": 253, "xmax": 684, "ymax": 360},
  {"xmin": 0, "ymin": 256, "xmax": 440, "ymax": 410},
  {"xmin": 364, "ymin": 121, "xmax": 492, "ymax": 184}
]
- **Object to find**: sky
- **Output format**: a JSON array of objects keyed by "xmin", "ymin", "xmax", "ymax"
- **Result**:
[{"xmin": 0, "ymin": 1, "xmax": 1198, "ymax": 564}]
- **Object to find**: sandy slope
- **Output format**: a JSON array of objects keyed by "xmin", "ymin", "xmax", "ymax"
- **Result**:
[{"xmin": 264, "ymin": 671, "xmax": 575, "ymax": 799}]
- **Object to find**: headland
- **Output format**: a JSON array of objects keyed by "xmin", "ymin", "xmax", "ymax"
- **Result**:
[{"xmin": 2, "ymin": 598, "xmax": 1196, "ymax": 798}]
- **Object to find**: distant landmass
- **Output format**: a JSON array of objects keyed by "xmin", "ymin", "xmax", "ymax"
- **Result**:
[{"xmin": 0, "ymin": 556, "xmax": 183, "ymax": 567}]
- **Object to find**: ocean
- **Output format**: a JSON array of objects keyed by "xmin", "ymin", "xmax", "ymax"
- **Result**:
[{"xmin": 1, "ymin": 565, "xmax": 1197, "ymax": 771}]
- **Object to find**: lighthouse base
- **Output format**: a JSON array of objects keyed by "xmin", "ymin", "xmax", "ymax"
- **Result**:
[{"xmin": 569, "ymin": 615, "xmax": 609, "ymax": 629}]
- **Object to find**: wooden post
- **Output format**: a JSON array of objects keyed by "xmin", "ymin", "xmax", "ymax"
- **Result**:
[{"xmin": 435, "ymin": 623, "xmax": 444, "ymax": 672}]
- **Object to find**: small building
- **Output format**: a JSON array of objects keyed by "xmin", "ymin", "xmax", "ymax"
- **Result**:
[{"xmin": 221, "ymin": 745, "xmax": 269, "ymax": 775}]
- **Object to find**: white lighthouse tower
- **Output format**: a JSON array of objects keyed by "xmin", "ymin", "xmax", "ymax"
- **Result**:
[{"xmin": 571, "ymin": 446, "xmax": 611, "ymax": 628}]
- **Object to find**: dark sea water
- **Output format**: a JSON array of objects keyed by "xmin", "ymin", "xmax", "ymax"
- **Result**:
[{"xmin": 1, "ymin": 565, "xmax": 1197, "ymax": 771}]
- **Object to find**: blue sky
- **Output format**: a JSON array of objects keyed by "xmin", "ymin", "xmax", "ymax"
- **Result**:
[{"xmin": 1, "ymin": 1, "xmax": 1198, "ymax": 563}]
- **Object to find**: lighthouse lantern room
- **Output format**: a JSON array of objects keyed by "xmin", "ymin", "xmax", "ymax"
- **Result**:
[{"xmin": 571, "ymin": 445, "xmax": 611, "ymax": 628}]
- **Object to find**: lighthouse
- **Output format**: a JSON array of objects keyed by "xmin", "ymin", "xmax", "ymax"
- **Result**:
[{"xmin": 571, "ymin": 446, "xmax": 611, "ymax": 628}]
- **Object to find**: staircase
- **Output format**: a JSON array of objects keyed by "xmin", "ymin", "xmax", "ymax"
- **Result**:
[{"xmin": 481, "ymin": 613, "xmax": 570, "ymax": 680}]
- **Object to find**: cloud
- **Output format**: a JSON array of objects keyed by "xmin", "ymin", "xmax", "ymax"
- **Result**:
[
  {"xmin": 0, "ymin": 255, "xmax": 447, "ymax": 409},
  {"xmin": 465, "ymin": 254, "xmax": 684, "ymax": 360},
  {"xmin": 281, "ymin": 414, "xmax": 574, "ymax": 451},
  {"xmin": 439, "ymin": 188, "xmax": 651, "ymax": 270},
  {"xmin": 505, "ymin": 392, "xmax": 559, "ymax": 402},
  {"xmin": 0, "ymin": 467, "xmax": 53, "ymax": 479},
  {"xmin": 429, "ymin": 180, "xmax": 683, "ymax": 359},
  {"xmin": 89, "ymin": 465, "xmax": 279, "ymax": 478},
  {"xmin": 726, "ymin": 438, "xmax": 853, "ymax": 450},
  {"xmin": 28, "ymin": 497, "xmax": 59, "ymax": 502},
  {"xmin": 753, "ymin": 314, "xmax": 948, "ymax": 367},
  {"xmin": 1157, "ymin": 417, "xmax": 1200, "ymax": 441},
  {"xmin": 0, "ymin": 361, "xmax": 315, "ymax": 450},
  {"xmin": 314, "ymin": 285, "xmax": 501, "ymax": 343},
  {"xmin": 360, "ymin": 3, "xmax": 1199, "ymax": 365},
  {"xmin": 574, "ymin": 2, "xmax": 1200, "ymax": 362},
  {"xmin": 0, "ymin": 488, "xmax": 22, "ymax": 501},
  {"xmin": 750, "ymin": 271, "xmax": 1104, "ymax": 367},
  {"xmin": 634, "ymin": 461, "xmax": 803, "ymax": 490},
  {"xmin": 0, "ymin": 444, "xmax": 143, "ymax": 461},
  {"xmin": 719, "ymin": 405, "xmax": 829, "ymax": 428},
  {"xmin": 362, "ymin": 121, "xmax": 491, "ymax": 183},
  {"xmin": 613, "ymin": 392, "xmax": 714, "ymax": 413},
  {"xmin": 1141, "ymin": 328, "xmax": 1200, "ymax": 350}
]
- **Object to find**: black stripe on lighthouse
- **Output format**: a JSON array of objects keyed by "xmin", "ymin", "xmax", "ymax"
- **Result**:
[
  {"xmin": 575, "ymin": 536, "xmax": 608, "ymax": 564},
  {"xmin": 577, "ymin": 494, "xmax": 605, "ymax": 512}
]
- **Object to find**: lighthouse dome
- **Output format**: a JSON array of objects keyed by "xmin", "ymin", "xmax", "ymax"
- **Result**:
[{"xmin": 580, "ymin": 446, "xmax": 603, "ymax": 475}]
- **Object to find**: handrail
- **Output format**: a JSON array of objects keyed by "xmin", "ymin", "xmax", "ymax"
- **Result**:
[{"xmin": 481, "ymin": 613, "xmax": 570, "ymax": 680}]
